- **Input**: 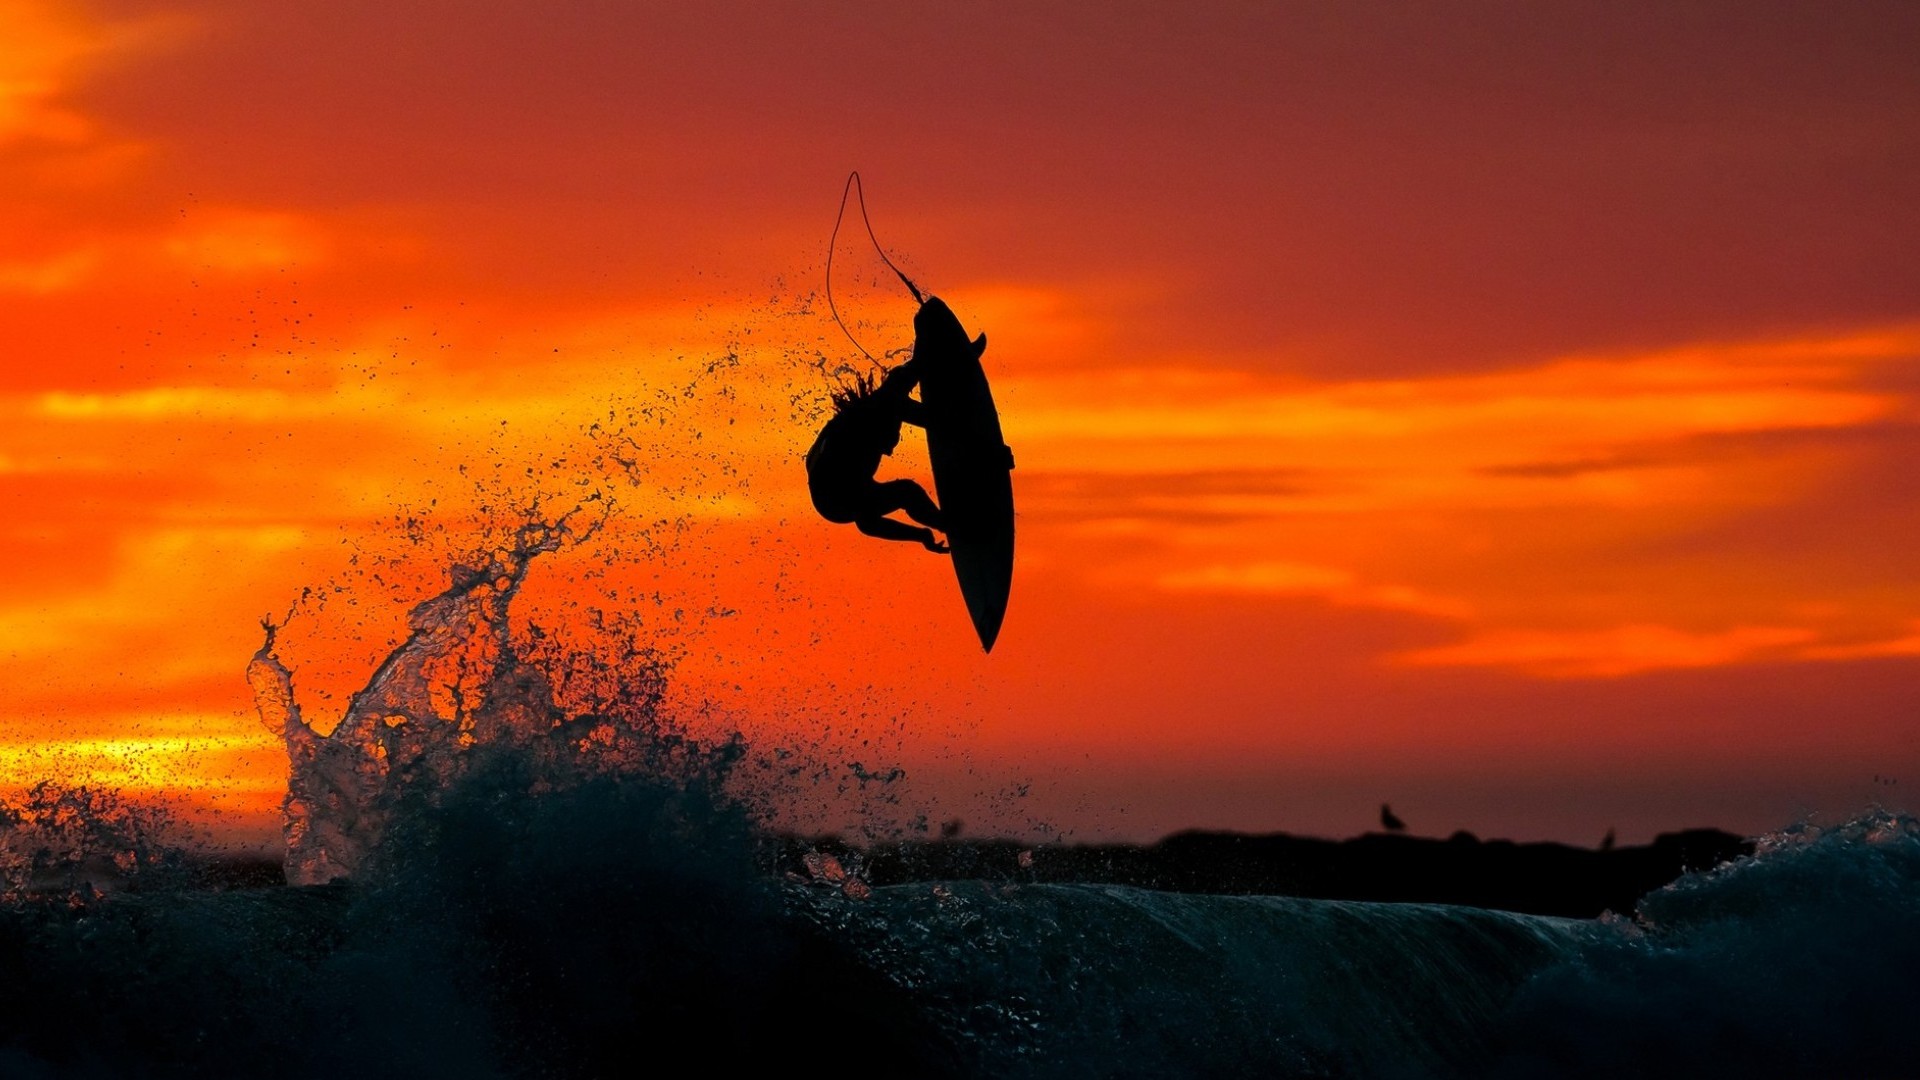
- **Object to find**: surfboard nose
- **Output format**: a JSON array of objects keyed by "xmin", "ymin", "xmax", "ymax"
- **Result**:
[{"xmin": 914, "ymin": 296, "xmax": 969, "ymax": 344}]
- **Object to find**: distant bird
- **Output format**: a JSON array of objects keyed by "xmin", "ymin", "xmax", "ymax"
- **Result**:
[
  {"xmin": 1379, "ymin": 803, "xmax": 1406, "ymax": 832},
  {"xmin": 1600, "ymin": 827, "xmax": 1616, "ymax": 851}
]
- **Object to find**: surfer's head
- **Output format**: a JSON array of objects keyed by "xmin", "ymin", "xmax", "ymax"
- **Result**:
[
  {"xmin": 829, "ymin": 368, "xmax": 884, "ymax": 414},
  {"xmin": 828, "ymin": 369, "xmax": 905, "ymax": 452}
]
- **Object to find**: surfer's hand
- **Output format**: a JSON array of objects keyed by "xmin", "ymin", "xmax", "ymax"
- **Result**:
[{"xmin": 922, "ymin": 533, "xmax": 949, "ymax": 554}]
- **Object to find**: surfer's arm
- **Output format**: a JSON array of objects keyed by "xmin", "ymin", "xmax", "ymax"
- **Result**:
[
  {"xmin": 898, "ymin": 397, "xmax": 929, "ymax": 428},
  {"xmin": 880, "ymin": 358, "xmax": 922, "ymax": 393}
]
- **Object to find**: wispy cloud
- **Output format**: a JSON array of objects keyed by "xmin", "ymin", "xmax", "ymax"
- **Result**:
[
  {"xmin": 991, "ymin": 325, "xmax": 1920, "ymax": 683},
  {"xmin": 1006, "ymin": 328, "xmax": 1912, "ymax": 503},
  {"xmin": 0, "ymin": 0, "xmax": 109, "ymax": 146},
  {"xmin": 163, "ymin": 210, "xmax": 331, "ymax": 274},
  {"xmin": 0, "ymin": 0, "xmax": 188, "ymax": 178},
  {"xmin": 0, "ymin": 247, "xmax": 99, "ymax": 293},
  {"xmin": 1394, "ymin": 623, "xmax": 1818, "ymax": 678},
  {"xmin": 1159, "ymin": 561, "xmax": 1471, "ymax": 618},
  {"xmin": 1799, "ymin": 621, "xmax": 1920, "ymax": 661}
]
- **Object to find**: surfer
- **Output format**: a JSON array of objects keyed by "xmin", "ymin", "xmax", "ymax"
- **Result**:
[
  {"xmin": 806, "ymin": 354, "xmax": 949, "ymax": 553},
  {"xmin": 816, "ymin": 168, "xmax": 1016, "ymax": 645}
]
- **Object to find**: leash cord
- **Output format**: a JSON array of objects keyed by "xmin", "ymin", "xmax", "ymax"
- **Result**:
[{"xmin": 825, "ymin": 171, "xmax": 925, "ymax": 364}]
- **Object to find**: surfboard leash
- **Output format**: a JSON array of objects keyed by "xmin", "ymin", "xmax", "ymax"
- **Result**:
[{"xmin": 825, "ymin": 171, "xmax": 925, "ymax": 367}]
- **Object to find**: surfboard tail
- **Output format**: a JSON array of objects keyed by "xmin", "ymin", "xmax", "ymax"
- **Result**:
[{"xmin": 966, "ymin": 587, "xmax": 1007, "ymax": 652}]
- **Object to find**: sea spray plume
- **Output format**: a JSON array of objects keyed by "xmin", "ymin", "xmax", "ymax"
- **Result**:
[
  {"xmin": 242, "ymin": 496, "xmax": 963, "ymax": 1070},
  {"xmin": 248, "ymin": 384, "xmax": 744, "ymax": 885},
  {"xmin": 250, "ymin": 497, "xmax": 715, "ymax": 885},
  {"xmin": 247, "ymin": 397, "xmax": 942, "ymax": 881}
]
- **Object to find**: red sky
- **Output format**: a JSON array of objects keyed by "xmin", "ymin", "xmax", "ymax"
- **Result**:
[{"xmin": 4, "ymin": 0, "xmax": 1918, "ymax": 846}]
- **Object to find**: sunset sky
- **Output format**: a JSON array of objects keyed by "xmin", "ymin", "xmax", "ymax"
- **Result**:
[{"xmin": 4, "ymin": 0, "xmax": 1918, "ymax": 847}]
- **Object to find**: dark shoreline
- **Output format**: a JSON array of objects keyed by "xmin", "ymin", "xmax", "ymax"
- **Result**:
[
  {"xmin": 771, "ymin": 827, "xmax": 1755, "ymax": 918},
  {"xmin": 186, "ymin": 826, "xmax": 1754, "ymax": 920}
]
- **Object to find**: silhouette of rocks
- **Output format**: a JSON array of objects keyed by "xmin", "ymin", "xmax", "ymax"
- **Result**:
[{"xmin": 774, "ymin": 826, "xmax": 1754, "ymax": 919}]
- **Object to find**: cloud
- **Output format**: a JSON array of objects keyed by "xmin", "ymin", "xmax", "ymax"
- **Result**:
[
  {"xmin": 0, "ymin": 247, "xmax": 99, "ymax": 292},
  {"xmin": 0, "ymin": 0, "xmax": 104, "ymax": 146},
  {"xmin": 0, "ymin": 208, "xmax": 337, "ymax": 295},
  {"xmin": 994, "ymin": 324, "xmax": 1920, "ymax": 606},
  {"xmin": 1396, "ymin": 617, "xmax": 1920, "ymax": 678},
  {"xmin": 35, "ymin": 385, "xmax": 313, "ymax": 421},
  {"xmin": 0, "ymin": 523, "xmax": 308, "ymax": 659},
  {"xmin": 1394, "ymin": 623, "xmax": 1818, "ymax": 678},
  {"xmin": 1157, "ymin": 561, "xmax": 1472, "ymax": 619},
  {"xmin": 1016, "ymin": 468, "xmax": 1316, "ymax": 526},
  {"xmin": 163, "ymin": 210, "xmax": 330, "ymax": 273},
  {"xmin": 1007, "ymin": 326, "xmax": 1910, "ymax": 487},
  {"xmin": 1799, "ymin": 622, "xmax": 1920, "ymax": 661},
  {"xmin": 0, "ymin": 0, "xmax": 187, "ymax": 177}
]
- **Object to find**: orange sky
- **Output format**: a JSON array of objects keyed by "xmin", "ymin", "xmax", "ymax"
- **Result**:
[{"xmin": 4, "ymin": 0, "xmax": 1918, "ymax": 846}]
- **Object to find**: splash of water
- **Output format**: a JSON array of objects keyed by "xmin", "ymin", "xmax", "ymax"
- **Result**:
[
  {"xmin": 249, "ymin": 502, "xmax": 736, "ymax": 885},
  {"xmin": 0, "ymin": 781, "xmax": 191, "ymax": 900}
]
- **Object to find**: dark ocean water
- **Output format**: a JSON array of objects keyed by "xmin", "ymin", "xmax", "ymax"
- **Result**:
[
  {"xmin": 3, "ymin": 527, "xmax": 1913, "ymax": 1078},
  {"xmin": 0, "ymin": 774, "xmax": 1915, "ymax": 1079}
]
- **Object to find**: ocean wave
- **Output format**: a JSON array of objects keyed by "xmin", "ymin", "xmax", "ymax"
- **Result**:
[{"xmin": 1487, "ymin": 810, "xmax": 1920, "ymax": 1079}]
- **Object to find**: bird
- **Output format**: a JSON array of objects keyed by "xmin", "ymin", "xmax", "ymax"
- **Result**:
[{"xmin": 1379, "ymin": 803, "xmax": 1406, "ymax": 832}]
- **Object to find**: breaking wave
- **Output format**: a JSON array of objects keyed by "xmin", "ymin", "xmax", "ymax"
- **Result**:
[{"xmin": 1486, "ymin": 810, "xmax": 1920, "ymax": 1079}]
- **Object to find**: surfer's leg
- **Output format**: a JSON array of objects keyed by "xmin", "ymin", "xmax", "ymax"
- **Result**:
[
  {"xmin": 857, "ymin": 514, "xmax": 946, "ymax": 553},
  {"xmin": 856, "ymin": 515, "xmax": 931, "ymax": 543},
  {"xmin": 872, "ymin": 479, "xmax": 944, "ymax": 531}
]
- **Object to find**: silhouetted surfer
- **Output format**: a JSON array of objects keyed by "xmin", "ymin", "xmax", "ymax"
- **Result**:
[
  {"xmin": 817, "ymin": 172, "xmax": 1016, "ymax": 647},
  {"xmin": 806, "ymin": 351, "xmax": 949, "ymax": 553}
]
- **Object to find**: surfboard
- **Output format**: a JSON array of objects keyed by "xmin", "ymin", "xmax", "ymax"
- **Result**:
[{"xmin": 914, "ymin": 297, "xmax": 1014, "ymax": 652}]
